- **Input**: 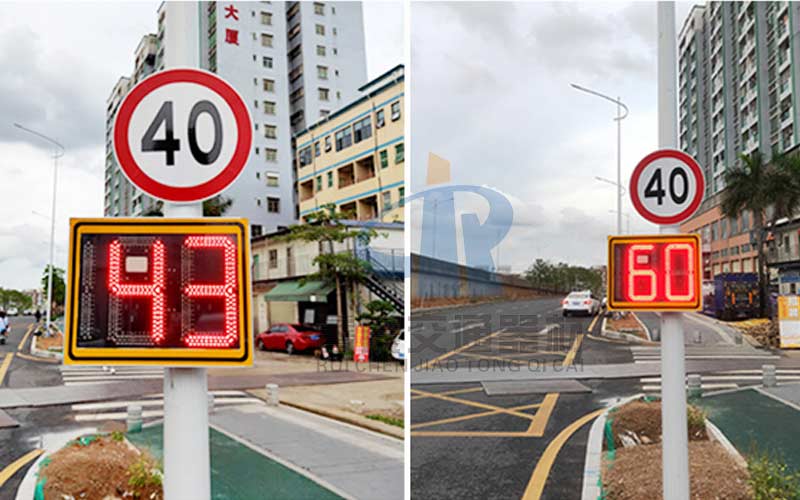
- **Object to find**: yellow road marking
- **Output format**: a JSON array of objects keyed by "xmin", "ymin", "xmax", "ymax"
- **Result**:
[
  {"xmin": 410, "ymin": 389, "xmax": 537, "ymax": 420},
  {"xmin": 521, "ymin": 408, "xmax": 604, "ymax": 500},
  {"xmin": 411, "ymin": 430, "xmax": 541, "ymax": 437},
  {"xmin": 0, "ymin": 354, "xmax": 13, "ymax": 387},
  {"xmin": 562, "ymin": 334, "xmax": 583, "ymax": 367},
  {"xmin": 17, "ymin": 323, "xmax": 34, "ymax": 351},
  {"xmin": 411, "ymin": 402, "xmax": 542, "ymax": 430},
  {"xmin": 455, "ymin": 352, "xmax": 531, "ymax": 365},
  {"xmin": 0, "ymin": 449, "xmax": 43, "ymax": 488},
  {"xmin": 587, "ymin": 314, "xmax": 600, "ymax": 333},
  {"xmin": 417, "ymin": 330, "xmax": 504, "ymax": 370},
  {"xmin": 411, "ymin": 387, "xmax": 483, "ymax": 401},
  {"xmin": 525, "ymin": 393, "xmax": 559, "ymax": 436}
]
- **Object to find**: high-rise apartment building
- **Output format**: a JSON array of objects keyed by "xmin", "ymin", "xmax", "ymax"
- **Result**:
[
  {"xmin": 104, "ymin": 1, "xmax": 367, "ymax": 237},
  {"xmin": 678, "ymin": 1, "xmax": 799, "ymax": 278}
]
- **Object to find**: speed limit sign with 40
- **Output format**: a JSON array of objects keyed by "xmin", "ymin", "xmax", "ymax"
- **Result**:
[{"xmin": 629, "ymin": 149, "xmax": 705, "ymax": 225}]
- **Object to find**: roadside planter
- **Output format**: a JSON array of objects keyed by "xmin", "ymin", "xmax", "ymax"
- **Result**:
[{"xmin": 582, "ymin": 396, "xmax": 750, "ymax": 500}]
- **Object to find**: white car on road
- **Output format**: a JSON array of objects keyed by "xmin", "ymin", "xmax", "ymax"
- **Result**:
[
  {"xmin": 391, "ymin": 330, "xmax": 405, "ymax": 364},
  {"xmin": 562, "ymin": 291, "xmax": 600, "ymax": 317}
]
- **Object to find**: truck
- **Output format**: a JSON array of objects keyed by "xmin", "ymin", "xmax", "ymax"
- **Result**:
[{"xmin": 702, "ymin": 272, "xmax": 760, "ymax": 320}]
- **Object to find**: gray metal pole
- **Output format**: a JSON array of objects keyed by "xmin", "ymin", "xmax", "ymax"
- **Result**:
[
  {"xmin": 617, "ymin": 98, "xmax": 622, "ymax": 235},
  {"xmin": 160, "ymin": 3, "xmax": 210, "ymax": 499},
  {"xmin": 45, "ymin": 151, "xmax": 58, "ymax": 333},
  {"xmin": 658, "ymin": 3, "xmax": 690, "ymax": 499}
]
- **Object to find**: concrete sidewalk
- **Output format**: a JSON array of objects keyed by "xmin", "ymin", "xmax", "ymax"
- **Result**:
[{"xmin": 211, "ymin": 404, "xmax": 404, "ymax": 500}]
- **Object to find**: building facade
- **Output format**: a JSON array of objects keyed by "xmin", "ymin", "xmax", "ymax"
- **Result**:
[
  {"xmin": 104, "ymin": 1, "xmax": 367, "ymax": 237},
  {"xmin": 678, "ymin": 1, "xmax": 800, "ymax": 278},
  {"xmin": 295, "ymin": 65, "xmax": 404, "ymax": 222}
]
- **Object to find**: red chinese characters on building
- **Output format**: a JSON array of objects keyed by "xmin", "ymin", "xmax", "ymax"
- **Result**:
[
  {"xmin": 224, "ymin": 4, "xmax": 239, "ymax": 20},
  {"xmin": 225, "ymin": 29, "xmax": 239, "ymax": 46}
]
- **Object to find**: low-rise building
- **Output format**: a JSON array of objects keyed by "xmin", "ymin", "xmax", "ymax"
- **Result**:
[
  {"xmin": 250, "ymin": 221, "xmax": 403, "ymax": 345},
  {"xmin": 294, "ymin": 65, "xmax": 404, "ymax": 222}
]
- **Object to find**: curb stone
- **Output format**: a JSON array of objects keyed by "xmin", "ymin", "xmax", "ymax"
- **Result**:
[
  {"xmin": 600, "ymin": 317, "xmax": 651, "ymax": 344},
  {"xmin": 581, "ymin": 394, "xmax": 643, "ymax": 500},
  {"xmin": 29, "ymin": 335, "xmax": 63, "ymax": 361}
]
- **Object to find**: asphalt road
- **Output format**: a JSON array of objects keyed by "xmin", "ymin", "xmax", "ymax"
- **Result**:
[
  {"xmin": 0, "ymin": 316, "xmax": 77, "ymax": 499},
  {"xmin": 410, "ymin": 297, "xmax": 642, "ymax": 500}
]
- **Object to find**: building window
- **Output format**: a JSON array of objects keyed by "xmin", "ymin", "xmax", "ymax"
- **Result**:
[
  {"xmin": 252, "ymin": 225, "xmax": 263, "ymax": 238},
  {"xmin": 333, "ymin": 27, "xmax": 337, "ymax": 36},
  {"xmin": 382, "ymin": 191, "xmax": 392, "ymax": 210},
  {"xmin": 316, "ymin": 176, "xmax": 323, "ymax": 191},
  {"xmin": 265, "ymin": 148, "xmax": 278, "ymax": 161},
  {"xmin": 316, "ymin": 45, "xmax": 326, "ymax": 56},
  {"xmin": 317, "ymin": 65, "xmax": 328, "ymax": 79},
  {"xmin": 353, "ymin": 116, "xmax": 372, "ymax": 142},
  {"xmin": 266, "ymin": 173, "xmax": 279, "ymax": 187},
  {"xmin": 268, "ymin": 249, "xmax": 278, "ymax": 269},
  {"xmin": 335, "ymin": 127, "xmax": 352, "ymax": 151},
  {"xmin": 327, "ymin": 171, "xmax": 333, "ymax": 187},
  {"xmin": 263, "ymin": 79, "xmax": 275, "ymax": 92},
  {"xmin": 315, "ymin": 24, "xmax": 325, "ymax": 36},
  {"xmin": 324, "ymin": 136, "xmax": 332, "ymax": 152},
  {"xmin": 375, "ymin": 109, "xmax": 385, "ymax": 128},
  {"xmin": 264, "ymin": 125, "xmax": 277, "ymax": 139},
  {"xmin": 379, "ymin": 150, "xmax": 388, "ymax": 168},
  {"xmin": 395, "ymin": 143, "xmax": 404, "ymax": 163},
  {"xmin": 267, "ymin": 197, "xmax": 280, "ymax": 213},
  {"xmin": 320, "ymin": 109, "xmax": 329, "ymax": 118},
  {"xmin": 391, "ymin": 101, "xmax": 401, "ymax": 121},
  {"xmin": 319, "ymin": 88, "xmax": 329, "ymax": 101},
  {"xmin": 261, "ymin": 34, "xmax": 273, "ymax": 47},
  {"xmin": 399, "ymin": 187, "xmax": 405, "ymax": 206},
  {"xmin": 256, "ymin": 198, "xmax": 262, "ymax": 207},
  {"xmin": 314, "ymin": 2, "xmax": 324, "ymax": 15},
  {"xmin": 263, "ymin": 56, "xmax": 273, "ymax": 68},
  {"xmin": 299, "ymin": 146, "xmax": 312, "ymax": 167},
  {"xmin": 314, "ymin": 141, "xmax": 321, "ymax": 157},
  {"xmin": 261, "ymin": 11, "xmax": 272, "ymax": 25},
  {"xmin": 263, "ymin": 101, "xmax": 276, "ymax": 115}
]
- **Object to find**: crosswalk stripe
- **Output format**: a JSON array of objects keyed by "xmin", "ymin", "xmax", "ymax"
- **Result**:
[
  {"xmin": 640, "ymin": 375, "xmax": 800, "ymax": 383},
  {"xmin": 642, "ymin": 383, "xmax": 738, "ymax": 392},
  {"xmin": 72, "ymin": 396, "xmax": 261, "ymax": 412}
]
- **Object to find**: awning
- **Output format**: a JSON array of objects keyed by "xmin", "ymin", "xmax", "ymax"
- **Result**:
[{"xmin": 264, "ymin": 280, "xmax": 334, "ymax": 302}]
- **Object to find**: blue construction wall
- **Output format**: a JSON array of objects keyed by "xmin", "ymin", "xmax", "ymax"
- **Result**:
[{"xmin": 411, "ymin": 253, "xmax": 551, "ymax": 308}]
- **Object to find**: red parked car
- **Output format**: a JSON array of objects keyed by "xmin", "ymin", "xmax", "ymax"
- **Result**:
[{"xmin": 256, "ymin": 323, "xmax": 325, "ymax": 355}]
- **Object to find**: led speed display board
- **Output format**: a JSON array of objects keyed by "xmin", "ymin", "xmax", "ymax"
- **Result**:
[
  {"xmin": 65, "ymin": 218, "xmax": 252, "ymax": 366},
  {"xmin": 608, "ymin": 234, "xmax": 702, "ymax": 311}
]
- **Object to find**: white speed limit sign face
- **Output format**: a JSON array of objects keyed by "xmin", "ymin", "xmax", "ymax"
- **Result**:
[
  {"xmin": 629, "ymin": 149, "xmax": 705, "ymax": 225},
  {"xmin": 113, "ymin": 68, "xmax": 252, "ymax": 203}
]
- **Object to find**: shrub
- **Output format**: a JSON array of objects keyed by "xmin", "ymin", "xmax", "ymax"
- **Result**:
[{"xmin": 747, "ymin": 449, "xmax": 800, "ymax": 500}]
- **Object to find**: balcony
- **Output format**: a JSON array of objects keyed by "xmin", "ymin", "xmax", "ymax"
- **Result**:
[
  {"xmin": 337, "ymin": 164, "xmax": 355, "ymax": 189},
  {"xmin": 356, "ymin": 195, "xmax": 379, "ymax": 221},
  {"xmin": 299, "ymin": 180, "xmax": 314, "ymax": 202},
  {"xmin": 355, "ymin": 156, "xmax": 376, "ymax": 183}
]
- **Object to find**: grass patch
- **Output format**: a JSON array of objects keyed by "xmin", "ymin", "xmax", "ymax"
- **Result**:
[{"xmin": 366, "ymin": 414, "xmax": 404, "ymax": 428}]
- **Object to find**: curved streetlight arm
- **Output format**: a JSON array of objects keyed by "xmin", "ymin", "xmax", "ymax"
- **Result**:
[
  {"xmin": 14, "ymin": 123, "xmax": 64, "ymax": 157},
  {"xmin": 594, "ymin": 176, "xmax": 627, "ymax": 194},
  {"xmin": 570, "ymin": 83, "xmax": 629, "ymax": 120}
]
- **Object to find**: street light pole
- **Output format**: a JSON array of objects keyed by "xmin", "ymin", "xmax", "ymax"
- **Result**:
[
  {"xmin": 608, "ymin": 210, "xmax": 631, "ymax": 234},
  {"xmin": 14, "ymin": 123, "xmax": 64, "ymax": 333},
  {"xmin": 571, "ymin": 84, "xmax": 629, "ymax": 234}
]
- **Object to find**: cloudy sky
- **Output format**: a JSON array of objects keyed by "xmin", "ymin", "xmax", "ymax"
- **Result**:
[
  {"xmin": 410, "ymin": 1, "xmax": 693, "ymax": 273},
  {"xmin": 0, "ymin": 1, "xmax": 402, "ymax": 291}
]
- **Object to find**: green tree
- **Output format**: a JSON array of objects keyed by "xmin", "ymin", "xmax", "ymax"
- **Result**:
[
  {"xmin": 524, "ymin": 259, "xmax": 602, "ymax": 295},
  {"xmin": 41, "ymin": 265, "xmax": 66, "ymax": 313},
  {"xmin": 202, "ymin": 195, "xmax": 233, "ymax": 217},
  {"xmin": 279, "ymin": 205, "xmax": 377, "ymax": 350},
  {"xmin": 722, "ymin": 152, "xmax": 800, "ymax": 316},
  {"xmin": 139, "ymin": 196, "xmax": 233, "ymax": 217}
]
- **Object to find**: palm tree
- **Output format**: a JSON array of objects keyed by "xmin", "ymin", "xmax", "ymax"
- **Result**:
[{"xmin": 721, "ymin": 152, "xmax": 800, "ymax": 316}]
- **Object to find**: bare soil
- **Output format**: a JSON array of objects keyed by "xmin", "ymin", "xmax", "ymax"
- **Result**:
[
  {"xmin": 607, "ymin": 314, "xmax": 648, "ymax": 340},
  {"xmin": 36, "ymin": 331, "xmax": 63, "ymax": 351},
  {"xmin": 603, "ymin": 440, "xmax": 752, "ymax": 500},
  {"xmin": 608, "ymin": 400, "xmax": 707, "ymax": 449},
  {"xmin": 38, "ymin": 434, "xmax": 162, "ymax": 500}
]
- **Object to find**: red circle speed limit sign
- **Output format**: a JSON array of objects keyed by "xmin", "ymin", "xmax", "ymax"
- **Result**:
[
  {"xmin": 113, "ymin": 68, "xmax": 252, "ymax": 203},
  {"xmin": 630, "ymin": 149, "xmax": 705, "ymax": 225}
]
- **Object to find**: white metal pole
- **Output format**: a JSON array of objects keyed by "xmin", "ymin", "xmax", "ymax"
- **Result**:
[
  {"xmin": 658, "ymin": 3, "xmax": 690, "ymax": 500},
  {"xmin": 161, "ymin": 3, "xmax": 209, "ymax": 500},
  {"xmin": 45, "ymin": 151, "xmax": 58, "ymax": 333},
  {"xmin": 617, "ymin": 99, "xmax": 622, "ymax": 235}
]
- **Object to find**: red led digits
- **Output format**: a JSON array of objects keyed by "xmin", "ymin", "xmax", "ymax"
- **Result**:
[
  {"xmin": 612, "ymin": 236, "xmax": 700, "ymax": 310},
  {"xmin": 107, "ymin": 239, "xmax": 167, "ymax": 344},
  {"xmin": 626, "ymin": 244, "xmax": 657, "ymax": 302},
  {"xmin": 182, "ymin": 235, "xmax": 238, "ymax": 348},
  {"xmin": 665, "ymin": 243, "xmax": 695, "ymax": 301}
]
